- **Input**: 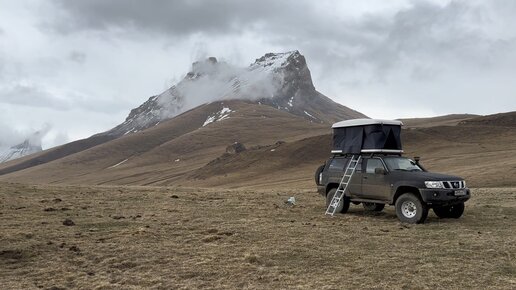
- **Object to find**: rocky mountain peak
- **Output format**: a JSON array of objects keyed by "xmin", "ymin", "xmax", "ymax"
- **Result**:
[
  {"xmin": 102, "ymin": 50, "xmax": 365, "ymax": 137},
  {"xmin": 252, "ymin": 50, "xmax": 301, "ymax": 68},
  {"xmin": 188, "ymin": 56, "xmax": 222, "ymax": 79},
  {"xmin": 251, "ymin": 50, "xmax": 315, "ymax": 94}
]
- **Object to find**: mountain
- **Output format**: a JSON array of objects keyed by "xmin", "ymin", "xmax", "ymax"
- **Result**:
[
  {"xmin": 0, "ymin": 139, "xmax": 42, "ymax": 163},
  {"xmin": 0, "ymin": 100, "xmax": 329, "ymax": 184},
  {"xmin": 102, "ymin": 51, "xmax": 365, "ymax": 137},
  {"xmin": 0, "ymin": 51, "xmax": 364, "ymax": 178},
  {"xmin": 3, "ymin": 49, "xmax": 512, "ymax": 188}
]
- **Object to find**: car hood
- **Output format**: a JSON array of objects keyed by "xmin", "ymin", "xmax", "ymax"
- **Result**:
[{"xmin": 403, "ymin": 171, "xmax": 464, "ymax": 181}]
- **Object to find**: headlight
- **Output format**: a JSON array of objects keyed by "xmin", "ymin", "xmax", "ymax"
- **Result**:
[{"xmin": 425, "ymin": 181, "xmax": 444, "ymax": 189}]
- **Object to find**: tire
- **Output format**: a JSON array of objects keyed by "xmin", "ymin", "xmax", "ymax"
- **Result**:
[
  {"xmin": 395, "ymin": 193, "xmax": 428, "ymax": 224},
  {"xmin": 326, "ymin": 188, "xmax": 350, "ymax": 214},
  {"xmin": 433, "ymin": 203, "xmax": 465, "ymax": 219},
  {"xmin": 314, "ymin": 164, "xmax": 325, "ymax": 185},
  {"xmin": 363, "ymin": 202, "xmax": 385, "ymax": 212}
]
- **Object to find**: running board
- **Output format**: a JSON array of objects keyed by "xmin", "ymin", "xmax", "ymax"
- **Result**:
[{"xmin": 349, "ymin": 198, "xmax": 389, "ymax": 204}]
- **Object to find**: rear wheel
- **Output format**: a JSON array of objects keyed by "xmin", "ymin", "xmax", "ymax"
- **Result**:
[
  {"xmin": 395, "ymin": 193, "xmax": 428, "ymax": 224},
  {"xmin": 326, "ymin": 188, "xmax": 350, "ymax": 214},
  {"xmin": 433, "ymin": 203, "xmax": 465, "ymax": 219},
  {"xmin": 363, "ymin": 202, "xmax": 385, "ymax": 212}
]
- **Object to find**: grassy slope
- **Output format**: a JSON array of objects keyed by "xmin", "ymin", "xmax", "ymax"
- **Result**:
[
  {"xmin": 399, "ymin": 114, "xmax": 479, "ymax": 128},
  {"xmin": 1, "ymin": 111, "xmax": 515, "ymax": 189},
  {"xmin": 0, "ymin": 101, "xmax": 327, "ymax": 185},
  {"xmin": 188, "ymin": 122, "xmax": 516, "ymax": 188}
]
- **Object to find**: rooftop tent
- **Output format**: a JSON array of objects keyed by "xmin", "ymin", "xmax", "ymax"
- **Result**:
[{"xmin": 331, "ymin": 119, "xmax": 404, "ymax": 154}]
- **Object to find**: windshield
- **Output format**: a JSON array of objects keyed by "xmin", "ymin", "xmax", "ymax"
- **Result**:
[{"xmin": 383, "ymin": 157, "xmax": 423, "ymax": 172}]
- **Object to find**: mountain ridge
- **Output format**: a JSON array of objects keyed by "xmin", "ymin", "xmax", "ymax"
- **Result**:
[{"xmin": 1, "ymin": 109, "xmax": 515, "ymax": 188}]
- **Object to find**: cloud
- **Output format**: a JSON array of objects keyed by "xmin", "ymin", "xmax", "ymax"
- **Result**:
[
  {"xmin": 48, "ymin": 0, "xmax": 306, "ymax": 36},
  {"xmin": 41, "ymin": 0, "xmax": 516, "ymax": 120},
  {"xmin": 50, "ymin": 131, "xmax": 69, "ymax": 146},
  {"xmin": 68, "ymin": 50, "xmax": 87, "ymax": 63},
  {"xmin": 0, "ymin": 125, "xmax": 25, "ymax": 148},
  {"xmin": 0, "ymin": 121, "xmax": 51, "ymax": 149},
  {"xmin": 0, "ymin": 81, "xmax": 132, "ymax": 114},
  {"xmin": 40, "ymin": 127, "xmax": 69, "ymax": 149},
  {"xmin": 0, "ymin": 82, "xmax": 70, "ymax": 110},
  {"xmin": 47, "ymin": 0, "xmax": 516, "ymax": 79},
  {"xmin": 156, "ymin": 56, "xmax": 283, "ymax": 119},
  {"xmin": 27, "ymin": 123, "xmax": 52, "ymax": 147}
]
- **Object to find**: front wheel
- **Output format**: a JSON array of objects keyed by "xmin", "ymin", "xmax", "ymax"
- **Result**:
[
  {"xmin": 326, "ymin": 188, "xmax": 350, "ymax": 214},
  {"xmin": 433, "ymin": 203, "xmax": 465, "ymax": 219},
  {"xmin": 363, "ymin": 202, "xmax": 385, "ymax": 212},
  {"xmin": 395, "ymin": 193, "xmax": 428, "ymax": 224}
]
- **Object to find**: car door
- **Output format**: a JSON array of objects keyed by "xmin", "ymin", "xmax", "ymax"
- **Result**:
[
  {"xmin": 327, "ymin": 157, "xmax": 347, "ymax": 185},
  {"xmin": 348, "ymin": 158, "xmax": 363, "ymax": 197},
  {"xmin": 361, "ymin": 158, "xmax": 391, "ymax": 201},
  {"xmin": 327, "ymin": 157, "xmax": 362, "ymax": 197}
]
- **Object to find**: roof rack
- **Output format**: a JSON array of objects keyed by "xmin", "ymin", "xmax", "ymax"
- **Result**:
[
  {"xmin": 331, "ymin": 149, "xmax": 404, "ymax": 154},
  {"xmin": 332, "ymin": 118, "xmax": 403, "ymax": 128}
]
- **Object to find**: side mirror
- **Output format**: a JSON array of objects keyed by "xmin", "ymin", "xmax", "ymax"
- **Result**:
[
  {"xmin": 375, "ymin": 167, "xmax": 386, "ymax": 175},
  {"xmin": 414, "ymin": 156, "xmax": 421, "ymax": 163}
]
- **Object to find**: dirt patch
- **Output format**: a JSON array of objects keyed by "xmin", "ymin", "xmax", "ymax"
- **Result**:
[
  {"xmin": 202, "ymin": 236, "xmax": 222, "ymax": 243},
  {"xmin": 0, "ymin": 249, "xmax": 24, "ymax": 260},
  {"xmin": 62, "ymin": 219, "xmax": 75, "ymax": 226}
]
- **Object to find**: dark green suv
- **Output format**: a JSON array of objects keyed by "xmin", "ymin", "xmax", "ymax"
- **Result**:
[{"xmin": 315, "ymin": 154, "xmax": 470, "ymax": 223}]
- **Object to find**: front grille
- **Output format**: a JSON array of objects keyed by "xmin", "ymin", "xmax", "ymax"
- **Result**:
[{"xmin": 443, "ymin": 181, "xmax": 465, "ymax": 189}]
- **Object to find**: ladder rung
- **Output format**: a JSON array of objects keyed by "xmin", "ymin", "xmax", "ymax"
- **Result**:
[{"xmin": 325, "ymin": 155, "xmax": 362, "ymax": 216}]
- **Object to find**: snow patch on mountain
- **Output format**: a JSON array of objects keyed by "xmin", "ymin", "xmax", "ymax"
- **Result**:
[
  {"xmin": 203, "ymin": 107, "xmax": 233, "ymax": 127},
  {"xmin": 288, "ymin": 97, "xmax": 294, "ymax": 107},
  {"xmin": 250, "ymin": 51, "xmax": 295, "ymax": 73},
  {"xmin": 108, "ymin": 158, "xmax": 128, "ymax": 168},
  {"xmin": 304, "ymin": 110, "xmax": 317, "ymax": 120}
]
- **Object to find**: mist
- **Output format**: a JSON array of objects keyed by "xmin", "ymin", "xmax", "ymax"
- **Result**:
[
  {"xmin": 0, "ymin": 123, "xmax": 53, "ymax": 150},
  {"xmin": 156, "ymin": 57, "xmax": 283, "ymax": 119}
]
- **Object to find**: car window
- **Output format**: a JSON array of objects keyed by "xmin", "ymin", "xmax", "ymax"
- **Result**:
[
  {"xmin": 366, "ymin": 158, "xmax": 384, "ymax": 174},
  {"xmin": 383, "ymin": 157, "xmax": 423, "ymax": 172},
  {"xmin": 329, "ymin": 158, "xmax": 348, "ymax": 171}
]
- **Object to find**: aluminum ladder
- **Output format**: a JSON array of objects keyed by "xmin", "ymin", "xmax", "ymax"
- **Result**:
[{"xmin": 325, "ymin": 155, "xmax": 361, "ymax": 216}]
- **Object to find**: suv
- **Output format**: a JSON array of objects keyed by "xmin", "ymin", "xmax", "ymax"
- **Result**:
[{"xmin": 315, "ymin": 154, "xmax": 470, "ymax": 223}]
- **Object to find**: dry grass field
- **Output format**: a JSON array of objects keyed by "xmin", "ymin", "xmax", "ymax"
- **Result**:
[{"xmin": 1, "ymin": 182, "xmax": 515, "ymax": 289}]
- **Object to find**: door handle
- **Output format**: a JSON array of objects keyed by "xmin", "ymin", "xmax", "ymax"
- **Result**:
[{"xmin": 363, "ymin": 176, "xmax": 368, "ymax": 179}]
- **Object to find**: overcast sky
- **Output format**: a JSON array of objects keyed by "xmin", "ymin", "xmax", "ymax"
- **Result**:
[{"xmin": 1, "ymin": 0, "xmax": 515, "ymax": 149}]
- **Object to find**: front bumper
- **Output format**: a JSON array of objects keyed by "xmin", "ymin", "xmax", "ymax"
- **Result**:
[{"xmin": 419, "ymin": 188, "xmax": 471, "ymax": 205}]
